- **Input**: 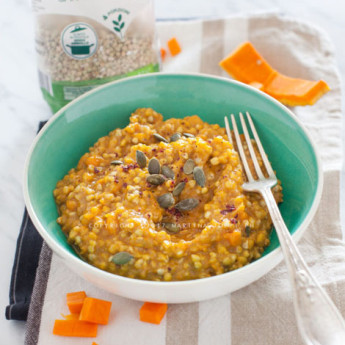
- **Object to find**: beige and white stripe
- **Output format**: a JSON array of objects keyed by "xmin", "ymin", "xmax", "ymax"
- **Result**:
[{"xmin": 26, "ymin": 14, "xmax": 344, "ymax": 345}]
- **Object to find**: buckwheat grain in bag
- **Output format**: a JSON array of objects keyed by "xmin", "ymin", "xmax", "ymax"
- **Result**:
[{"xmin": 32, "ymin": 0, "xmax": 160, "ymax": 113}]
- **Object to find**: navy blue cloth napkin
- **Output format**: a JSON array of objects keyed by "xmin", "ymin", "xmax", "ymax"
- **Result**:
[{"xmin": 5, "ymin": 121, "xmax": 47, "ymax": 321}]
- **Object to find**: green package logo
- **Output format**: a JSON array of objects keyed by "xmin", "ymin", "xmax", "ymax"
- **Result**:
[
  {"xmin": 112, "ymin": 14, "xmax": 125, "ymax": 39},
  {"xmin": 61, "ymin": 22, "xmax": 98, "ymax": 60},
  {"xmin": 102, "ymin": 8, "xmax": 130, "ymax": 40}
]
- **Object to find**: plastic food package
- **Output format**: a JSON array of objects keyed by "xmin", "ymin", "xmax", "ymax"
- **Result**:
[{"xmin": 32, "ymin": 0, "xmax": 160, "ymax": 113}]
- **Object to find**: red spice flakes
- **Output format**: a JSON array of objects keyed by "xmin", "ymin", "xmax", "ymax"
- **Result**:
[
  {"xmin": 94, "ymin": 167, "xmax": 100, "ymax": 174},
  {"xmin": 114, "ymin": 176, "xmax": 119, "ymax": 183},
  {"xmin": 182, "ymin": 177, "xmax": 188, "ymax": 183},
  {"xmin": 226, "ymin": 204, "xmax": 236, "ymax": 211},
  {"xmin": 123, "ymin": 182, "xmax": 128, "ymax": 188},
  {"xmin": 167, "ymin": 207, "xmax": 182, "ymax": 219},
  {"xmin": 220, "ymin": 204, "xmax": 236, "ymax": 215},
  {"xmin": 122, "ymin": 163, "xmax": 138, "ymax": 173},
  {"xmin": 230, "ymin": 218, "xmax": 238, "ymax": 224}
]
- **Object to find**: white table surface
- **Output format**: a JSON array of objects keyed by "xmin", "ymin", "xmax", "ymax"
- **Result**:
[{"xmin": 1, "ymin": 0, "xmax": 344, "ymax": 343}]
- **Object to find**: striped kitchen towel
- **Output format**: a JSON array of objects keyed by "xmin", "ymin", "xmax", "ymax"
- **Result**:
[
  {"xmin": 25, "ymin": 13, "xmax": 345, "ymax": 345},
  {"xmin": 5, "ymin": 122, "xmax": 46, "ymax": 322}
]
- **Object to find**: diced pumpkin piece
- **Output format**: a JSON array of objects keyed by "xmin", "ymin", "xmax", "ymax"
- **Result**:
[
  {"xmin": 160, "ymin": 47, "xmax": 167, "ymax": 61},
  {"xmin": 219, "ymin": 41, "xmax": 275, "ymax": 84},
  {"xmin": 92, "ymin": 342, "xmax": 99, "ymax": 345},
  {"xmin": 85, "ymin": 155, "xmax": 104, "ymax": 166},
  {"xmin": 53, "ymin": 319, "xmax": 98, "ymax": 337},
  {"xmin": 139, "ymin": 302, "xmax": 168, "ymax": 324},
  {"xmin": 167, "ymin": 37, "xmax": 181, "ymax": 56},
  {"xmin": 264, "ymin": 73, "xmax": 330, "ymax": 106},
  {"xmin": 67, "ymin": 291, "xmax": 87, "ymax": 314},
  {"xmin": 224, "ymin": 231, "xmax": 242, "ymax": 247},
  {"xmin": 79, "ymin": 297, "xmax": 112, "ymax": 325}
]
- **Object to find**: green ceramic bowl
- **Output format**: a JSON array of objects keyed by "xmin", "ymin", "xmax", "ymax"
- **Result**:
[{"xmin": 24, "ymin": 73, "xmax": 322, "ymax": 302}]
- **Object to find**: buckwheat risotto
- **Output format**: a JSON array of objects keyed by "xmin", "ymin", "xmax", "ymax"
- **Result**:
[{"xmin": 54, "ymin": 108, "xmax": 282, "ymax": 281}]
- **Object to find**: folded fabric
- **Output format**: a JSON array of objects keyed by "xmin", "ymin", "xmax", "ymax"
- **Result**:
[{"xmin": 5, "ymin": 121, "xmax": 47, "ymax": 321}]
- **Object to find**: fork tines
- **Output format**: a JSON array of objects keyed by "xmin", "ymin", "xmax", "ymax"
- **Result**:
[{"xmin": 224, "ymin": 112, "xmax": 276, "ymax": 183}]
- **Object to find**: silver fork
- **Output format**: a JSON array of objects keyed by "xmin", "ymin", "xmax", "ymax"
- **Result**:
[{"xmin": 225, "ymin": 112, "xmax": 345, "ymax": 345}]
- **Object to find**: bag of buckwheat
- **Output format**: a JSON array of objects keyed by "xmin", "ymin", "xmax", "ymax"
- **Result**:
[{"xmin": 31, "ymin": 0, "xmax": 160, "ymax": 113}]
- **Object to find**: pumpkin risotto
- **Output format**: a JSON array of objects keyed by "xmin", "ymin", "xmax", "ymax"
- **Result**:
[{"xmin": 54, "ymin": 108, "xmax": 282, "ymax": 281}]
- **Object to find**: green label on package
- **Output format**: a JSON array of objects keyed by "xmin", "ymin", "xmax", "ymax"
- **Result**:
[{"xmin": 39, "ymin": 63, "xmax": 159, "ymax": 113}]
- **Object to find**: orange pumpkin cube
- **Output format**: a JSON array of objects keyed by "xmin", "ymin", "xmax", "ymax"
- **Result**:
[
  {"xmin": 53, "ymin": 319, "xmax": 98, "ymax": 337},
  {"xmin": 160, "ymin": 47, "xmax": 167, "ymax": 61},
  {"xmin": 79, "ymin": 297, "xmax": 112, "ymax": 325},
  {"xmin": 140, "ymin": 302, "xmax": 168, "ymax": 325},
  {"xmin": 219, "ymin": 41, "xmax": 330, "ymax": 106},
  {"xmin": 66, "ymin": 291, "xmax": 87, "ymax": 314},
  {"xmin": 264, "ymin": 73, "xmax": 330, "ymax": 106},
  {"xmin": 219, "ymin": 41, "xmax": 275, "ymax": 84},
  {"xmin": 167, "ymin": 37, "xmax": 181, "ymax": 56}
]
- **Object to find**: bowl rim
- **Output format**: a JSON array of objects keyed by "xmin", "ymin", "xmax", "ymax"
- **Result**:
[{"xmin": 23, "ymin": 72, "xmax": 324, "ymax": 291}]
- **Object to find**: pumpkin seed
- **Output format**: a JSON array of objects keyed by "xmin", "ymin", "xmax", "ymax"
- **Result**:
[
  {"xmin": 157, "ymin": 193, "xmax": 175, "ymax": 209},
  {"xmin": 183, "ymin": 159, "xmax": 195, "ymax": 175},
  {"xmin": 183, "ymin": 133, "xmax": 195, "ymax": 138},
  {"xmin": 164, "ymin": 222, "xmax": 180, "ymax": 233},
  {"xmin": 172, "ymin": 181, "xmax": 186, "ymax": 196},
  {"xmin": 148, "ymin": 157, "xmax": 161, "ymax": 174},
  {"xmin": 162, "ymin": 166, "xmax": 175, "ymax": 179},
  {"xmin": 153, "ymin": 133, "xmax": 169, "ymax": 143},
  {"xmin": 111, "ymin": 252, "xmax": 133, "ymax": 265},
  {"xmin": 175, "ymin": 198, "xmax": 199, "ymax": 211},
  {"xmin": 170, "ymin": 132, "xmax": 182, "ymax": 142},
  {"xmin": 147, "ymin": 174, "xmax": 166, "ymax": 185},
  {"xmin": 110, "ymin": 160, "xmax": 123, "ymax": 165},
  {"xmin": 193, "ymin": 166, "xmax": 206, "ymax": 187},
  {"xmin": 136, "ymin": 150, "xmax": 147, "ymax": 169}
]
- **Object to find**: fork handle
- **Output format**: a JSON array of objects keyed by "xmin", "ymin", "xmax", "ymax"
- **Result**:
[{"xmin": 261, "ymin": 187, "xmax": 345, "ymax": 345}]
